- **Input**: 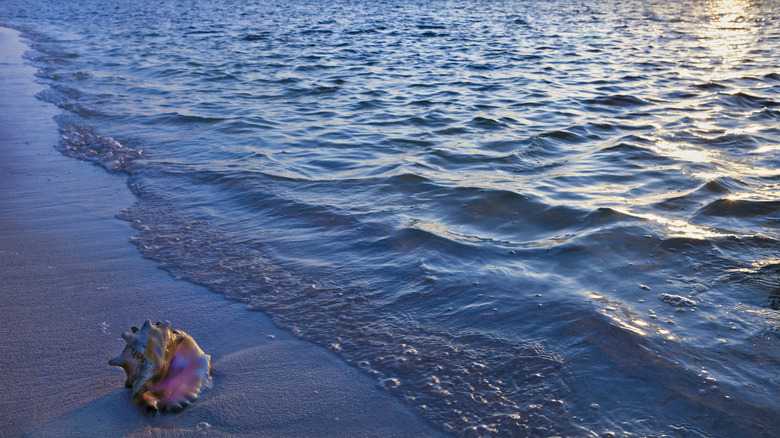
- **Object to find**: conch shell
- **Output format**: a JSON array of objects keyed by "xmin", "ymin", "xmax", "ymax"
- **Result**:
[{"xmin": 109, "ymin": 320, "xmax": 211, "ymax": 412}]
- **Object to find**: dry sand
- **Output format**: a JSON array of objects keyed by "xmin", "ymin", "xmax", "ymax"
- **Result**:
[{"xmin": 0, "ymin": 26, "xmax": 443, "ymax": 437}]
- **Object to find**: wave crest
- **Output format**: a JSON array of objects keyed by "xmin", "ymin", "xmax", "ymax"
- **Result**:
[{"xmin": 58, "ymin": 125, "xmax": 141, "ymax": 172}]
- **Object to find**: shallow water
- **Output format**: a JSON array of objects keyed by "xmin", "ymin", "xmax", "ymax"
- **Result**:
[{"xmin": 2, "ymin": 0, "xmax": 779, "ymax": 435}]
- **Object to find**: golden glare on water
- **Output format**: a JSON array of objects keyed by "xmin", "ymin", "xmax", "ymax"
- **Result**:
[
  {"xmin": 627, "ymin": 210, "xmax": 733, "ymax": 239},
  {"xmin": 698, "ymin": 0, "xmax": 759, "ymax": 77},
  {"xmin": 650, "ymin": 139, "xmax": 713, "ymax": 163}
]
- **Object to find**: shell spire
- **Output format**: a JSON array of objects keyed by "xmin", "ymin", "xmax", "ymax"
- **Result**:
[{"xmin": 109, "ymin": 320, "xmax": 211, "ymax": 412}]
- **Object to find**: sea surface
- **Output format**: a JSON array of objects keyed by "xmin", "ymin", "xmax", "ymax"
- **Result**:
[{"xmin": 2, "ymin": 0, "xmax": 779, "ymax": 435}]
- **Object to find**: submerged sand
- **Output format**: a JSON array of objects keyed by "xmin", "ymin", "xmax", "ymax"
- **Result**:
[{"xmin": 0, "ymin": 26, "xmax": 442, "ymax": 437}]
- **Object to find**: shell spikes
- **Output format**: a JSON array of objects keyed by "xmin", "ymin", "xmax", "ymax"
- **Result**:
[{"xmin": 109, "ymin": 320, "xmax": 211, "ymax": 413}]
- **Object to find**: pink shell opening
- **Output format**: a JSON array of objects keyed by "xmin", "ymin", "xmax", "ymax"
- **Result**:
[{"xmin": 141, "ymin": 339, "xmax": 210, "ymax": 412}]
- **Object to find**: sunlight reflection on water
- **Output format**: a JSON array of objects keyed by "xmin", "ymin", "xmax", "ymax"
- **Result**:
[{"xmin": 699, "ymin": 0, "xmax": 761, "ymax": 77}]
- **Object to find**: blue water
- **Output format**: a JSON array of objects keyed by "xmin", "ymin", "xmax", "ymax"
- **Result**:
[{"xmin": 3, "ymin": 0, "xmax": 779, "ymax": 435}]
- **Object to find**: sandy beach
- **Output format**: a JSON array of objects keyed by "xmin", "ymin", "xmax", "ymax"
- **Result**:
[{"xmin": 0, "ymin": 26, "xmax": 442, "ymax": 437}]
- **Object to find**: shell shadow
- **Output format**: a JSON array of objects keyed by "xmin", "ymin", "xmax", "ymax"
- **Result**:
[{"xmin": 27, "ymin": 388, "xmax": 171, "ymax": 437}]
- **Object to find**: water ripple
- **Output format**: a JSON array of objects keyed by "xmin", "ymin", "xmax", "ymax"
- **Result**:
[{"xmin": 5, "ymin": 0, "xmax": 780, "ymax": 435}]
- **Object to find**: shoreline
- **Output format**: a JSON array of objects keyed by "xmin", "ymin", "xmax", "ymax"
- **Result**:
[{"xmin": 0, "ymin": 26, "xmax": 442, "ymax": 437}]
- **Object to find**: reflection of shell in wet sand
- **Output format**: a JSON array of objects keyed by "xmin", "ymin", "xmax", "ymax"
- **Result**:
[{"xmin": 109, "ymin": 320, "xmax": 211, "ymax": 412}]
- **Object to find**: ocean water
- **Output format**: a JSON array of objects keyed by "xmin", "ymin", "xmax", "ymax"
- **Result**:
[{"xmin": 2, "ymin": 0, "xmax": 779, "ymax": 435}]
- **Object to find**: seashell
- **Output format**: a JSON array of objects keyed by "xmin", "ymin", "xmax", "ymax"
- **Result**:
[{"xmin": 109, "ymin": 320, "xmax": 211, "ymax": 412}]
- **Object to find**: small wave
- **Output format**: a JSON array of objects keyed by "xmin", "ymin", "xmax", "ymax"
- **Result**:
[
  {"xmin": 620, "ymin": 74, "xmax": 646, "ymax": 81},
  {"xmin": 419, "ymin": 31, "xmax": 449, "ymax": 37},
  {"xmin": 696, "ymin": 198, "xmax": 780, "ymax": 218},
  {"xmin": 424, "ymin": 149, "xmax": 519, "ymax": 172},
  {"xmin": 701, "ymin": 178, "xmax": 740, "ymax": 194},
  {"xmin": 39, "ymin": 70, "xmax": 91, "ymax": 82},
  {"xmin": 580, "ymin": 207, "xmax": 636, "ymax": 226},
  {"xmin": 596, "ymin": 139, "xmax": 662, "ymax": 164},
  {"xmin": 467, "ymin": 116, "xmax": 508, "ymax": 130},
  {"xmin": 434, "ymin": 126, "xmax": 471, "ymax": 135},
  {"xmin": 707, "ymin": 133, "xmax": 761, "ymax": 150},
  {"xmin": 381, "ymin": 137, "xmax": 436, "ymax": 148},
  {"xmin": 654, "ymin": 177, "xmax": 750, "ymax": 211},
  {"xmin": 344, "ymin": 27, "xmax": 382, "ymax": 35},
  {"xmin": 693, "ymin": 81, "xmax": 729, "ymax": 90},
  {"xmin": 405, "ymin": 113, "xmax": 456, "ymax": 128},
  {"xmin": 241, "ymin": 33, "xmax": 270, "ymax": 41},
  {"xmin": 764, "ymin": 72, "xmax": 780, "ymax": 82},
  {"xmin": 53, "ymin": 101, "xmax": 99, "ymax": 119},
  {"xmin": 729, "ymin": 261, "xmax": 780, "ymax": 309},
  {"xmin": 718, "ymin": 91, "xmax": 780, "ymax": 110},
  {"xmin": 510, "ymin": 16, "xmax": 530, "ymax": 26},
  {"xmin": 34, "ymin": 88, "xmax": 62, "ymax": 105},
  {"xmin": 416, "ymin": 24, "xmax": 446, "ymax": 30},
  {"xmin": 142, "ymin": 112, "xmax": 226, "ymax": 126},
  {"xmin": 458, "ymin": 189, "xmax": 594, "ymax": 231},
  {"xmin": 300, "ymin": 28, "xmax": 334, "ymax": 35},
  {"xmin": 745, "ymin": 107, "xmax": 780, "ymax": 122},
  {"xmin": 217, "ymin": 118, "xmax": 277, "ymax": 134},
  {"xmin": 512, "ymin": 54, "xmax": 543, "ymax": 62},
  {"xmin": 539, "ymin": 128, "xmax": 598, "ymax": 144},
  {"xmin": 184, "ymin": 29, "xmax": 220, "ymax": 35},
  {"xmin": 381, "ymin": 226, "xmax": 482, "ymax": 256},
  {"xmin": 583, "ymin": 94, "xmax": 650, "ymax": 108},
  {"xmin": 284, "ymin": 83, "xmax": 340, "ymax": 95},
  {"xmin": 57, "ymin": 125, "xmax": 141, "ymax": 172}
]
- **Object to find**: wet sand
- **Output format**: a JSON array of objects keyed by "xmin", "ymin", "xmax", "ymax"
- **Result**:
[{"xmin": 0, "ymin": 26, "xmax": 442, "ymax": 437}]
